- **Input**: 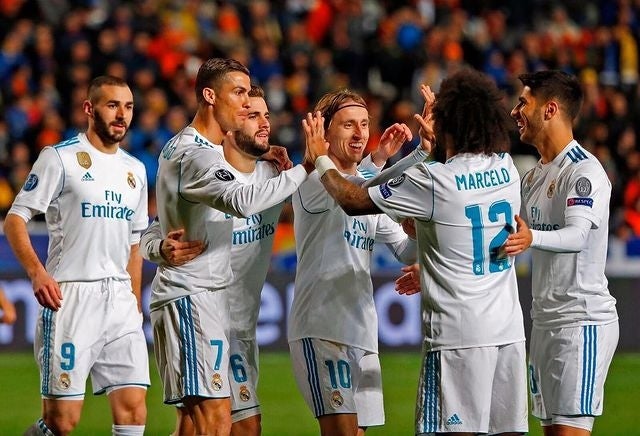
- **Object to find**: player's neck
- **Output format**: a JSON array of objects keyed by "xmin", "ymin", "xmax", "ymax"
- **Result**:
[
  {"xmin": 537, "ymin": 126, "xmax": 574, "ymax": 164},
  {"xmin": 191, "ymin": 110, "xmax": 225, "ymax": 145},
  {"xmin": 223, "ymin": 144, "xmax": 257, "ymax": 173},
  {"xmin": 329, "ymin": 152, "xmax": 357, "ymax": 175},
  {"xmin": 85, "ymin": 130, "xmax": 119, "ymax": 154}
]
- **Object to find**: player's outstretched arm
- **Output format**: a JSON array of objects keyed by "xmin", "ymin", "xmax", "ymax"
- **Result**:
[
  {"xmin": 3, "ymin": 214, "xmax": 62, "ymax": 310},
  {"xmin": 141, "ymin": 219, "xmax": 205, "ymax": 266}
]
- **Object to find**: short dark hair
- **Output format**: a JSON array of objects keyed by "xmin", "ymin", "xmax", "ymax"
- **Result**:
[
  {"xmin": 249, "ymin": 84, "xmax": 265, "ymax": 98},
  {"xmin": 87, "ymin": 75, "xmax": 129, "ymax": 103},
  {"xmin": 313, "ymin": 89, "xmax": 367, "ymax": 131},
  {"xmin": 195, "ymin": 58, "xmax": 250, "ymax": 103},
  {"xmin": 433, "ymin": 68, "xmax": 511, "ymax": 155},
  {"xmin": 517, "ymin": 70, "xmax": 583, "ymax": 121}
]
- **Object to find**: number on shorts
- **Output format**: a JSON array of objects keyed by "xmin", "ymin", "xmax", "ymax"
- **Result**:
[
  {"xmin": 324, "ymin": 359, "xmax": 351, "ymax": 389},
  {"xmin": 464, "ymin": 200, "xmax": 513, "ymax": 275},
  {"xmin": 209, "ymin": 339, "xmax": 223, "ymax": 371},
  {"xmin": 230, "ymin": 354, "xmax": 248, "ymax": 383},
  {"xmin": 61, "ymin": 342, "xmax": 75, "ymax": 370}
]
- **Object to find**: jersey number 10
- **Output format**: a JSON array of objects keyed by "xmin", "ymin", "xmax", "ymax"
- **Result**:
[{"xmin": 465, "ymin": 200, "xmax": 513, "ymax": 275}]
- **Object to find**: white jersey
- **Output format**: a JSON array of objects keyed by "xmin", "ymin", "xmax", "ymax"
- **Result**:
[
  {"xmin": 520, "ymin": 140, "xmax": 617, "ymax": 328},
  {"xmin": 151, "ymin": 126, "xmax": 306, "ymax": 310},
  {"xmin": 289, "ymin": 162, "xmax": 414, "ymax": 353},
  {"xmin": 370, "ymin": 153, "xmax": 525, "ymax": 351},
  {"xmin": 8, "ymin": 134, "xmax": 148, "ymax": 282}
]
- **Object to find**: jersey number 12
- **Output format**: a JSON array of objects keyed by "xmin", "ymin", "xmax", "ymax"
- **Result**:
[{"xmin": 465, "ymin": 200, "xmax": 513, "ymax": 275}]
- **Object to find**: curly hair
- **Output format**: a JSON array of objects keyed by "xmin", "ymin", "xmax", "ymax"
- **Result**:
[{"xmin": 433, "ymin": 68, "xmax": 511, "ymax": 156}]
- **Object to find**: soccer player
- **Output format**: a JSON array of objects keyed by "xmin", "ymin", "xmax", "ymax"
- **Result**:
[
  {"xmin": 506, "ymin": 70, "xmax": 618, "ymax": 436},
  {"xmin": 303, "ymin": 69, "xmax": 528, "ymax": 435},
  {"xmin": 4, "ymin": 76, "xmax": 149, "ymax": 436},
  {"xmin": 288, "ymin": 88, "xmax": 430, "ymax": 436},
  {"xmin": 149, "ymin": 58, "xmax": 314, "ymax": 436},
  {"xmin": 143, "ymin": 85, "xmax": 282, "ymax": 436}
]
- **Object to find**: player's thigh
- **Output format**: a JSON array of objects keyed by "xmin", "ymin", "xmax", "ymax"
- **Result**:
[
  {"xmin": 92, "ymin": 280, "xmax": 149, "ymax": 394},
  {"xmin": 489, "ymin": 341, "xmax": 528, "ymax": 434},
  {"xmin": 36, "ymin": 282, "xmax": 108, "ymax": 397},
  {"xmin": 289, "ymin": 338, "xmax": 357, "ymax": 418},
  {"xmin": 351, "ymin": 350, "xmax": 384, "ymax": 427},
  {"xmin": 151, "ymin": 292, "xmax": 231, "ymax": 404},
  {"xmin": 229, "ymin": 338, "xmax": 261, "ymax": 421},
  {"xmin": 416, "ymin": 346, "xmax": 521, "ymax": 435},
  {"xmin": 531, "ymin": 323, "xmax": 618, "ymax": 419}
]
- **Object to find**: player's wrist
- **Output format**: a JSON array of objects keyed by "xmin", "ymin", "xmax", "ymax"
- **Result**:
[{"xmin": 315, "ymin": 155, "xmax": 337, "ymax": 178}]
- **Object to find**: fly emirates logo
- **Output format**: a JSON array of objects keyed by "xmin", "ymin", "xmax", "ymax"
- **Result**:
[
  {"xmin": 81, "ymin": 189, "xmax": 135, "ymax": 221},
  {"xmin": 529, "ymin": 205, "xmax": 560, "ymax": 231},
  {"xmin": 344, "ymin": 218, "xmax": 374, "ymax": 251}
]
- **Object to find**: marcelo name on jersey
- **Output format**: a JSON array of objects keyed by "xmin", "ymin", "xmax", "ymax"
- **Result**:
[
  {"xmin": 81, "ymin": 189, "xmax": 135, "ymax": 221},
  {"xmin": 455, "ymin": 166, "xmax": 511, "ymax": 191},
  {"xmin": 344, "ymin": 217, "xmax": 375, "ymax": 251},
  {"xmin": 227, "ymin": 212, "xmax": 276, "ymax": 245}
]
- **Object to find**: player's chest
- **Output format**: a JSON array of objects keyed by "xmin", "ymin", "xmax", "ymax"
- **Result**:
[
  {"xmin": 61, "ymin": 155, "xmax": 142, "ymax": 207},
  {"xmin": 523, "ymin": 167, "xmax": 566, "ymax": 220}
]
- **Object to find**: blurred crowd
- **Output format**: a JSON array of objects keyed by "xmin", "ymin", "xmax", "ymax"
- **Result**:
[{"xmin": 1, "ymin": 0, "xmax": 640, "ymax": 241}]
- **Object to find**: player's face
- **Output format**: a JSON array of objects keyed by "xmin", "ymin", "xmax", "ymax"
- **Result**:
[
  {"xmin": 89, "ymin": 85, "xmax": 134, "ymax": 145},
  {"xmin": 326, "ymin": 102, "xmax": 370, "ymax": 170},
  {"xmin": 213, "ymin": 71, "xmax": 251, "ymax": 133},
  {"xmin": 511, "ymin": 86, "xmax": 545, "ymax": 145},
  {"xmin": 234, "ymin": 96, "xmax": 271, "ymax": 157}
]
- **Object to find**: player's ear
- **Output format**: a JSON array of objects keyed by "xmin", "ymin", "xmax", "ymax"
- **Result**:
[
  {"xmin": 203, "ymin": 87, "xmax": 216, "ymax": 106},
  {"xmin": 544, "ymin": 102, "xmax": 558, "ymax": 120},
  {"xmin": 83, "ymin": 100, "xmax": 93, "ymax": 117}
]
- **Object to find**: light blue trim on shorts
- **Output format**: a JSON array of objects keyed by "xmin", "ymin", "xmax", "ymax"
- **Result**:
[
  {"xmin": 176, "ymin": 297, "xmax": 198, "ymax": 396},
  {"xmin": 41, "ymin": 308, "xmax": 54, "ymax": 395},
  {"xmin": 302, "ymin": 338, "xmax": 325, "ymax": 417},
  {"xmin": 422, "ymin": 351, "xmax": 440, "ymax": 433},
  {"xmin": 580, "ymin": 325, "xmax": 597, "ymax": 415}
]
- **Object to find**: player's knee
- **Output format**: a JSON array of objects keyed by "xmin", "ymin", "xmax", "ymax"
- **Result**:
[
  {"xmin": 42, "ymin": 414, "xmax": 80, "ymax": 435},
  {"xmin": 231, "ymin": 416, "xmax": 261, "ymax": 436}
]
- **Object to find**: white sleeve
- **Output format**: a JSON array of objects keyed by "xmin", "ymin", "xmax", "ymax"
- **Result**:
[
  {"xmin": 368, "ymin": 163, "xmax": 435, "ymax": 222},
  {"xmin": 563, "ymin": 164, "xmax": 611, "ymax": 229},
  {"xmin": 376, "ymin": 213, "xmax": 417, "ymax": 264},
  {"xmin": 132, "ymin": 166, "xmax": 149, "ymax": 235},
  {"xmin": 362, "ymin": 147, "xmax": 429, "ymax": 188},
  {"xmin": 140, "ymin": 218, "xmax": 164, "ymax": 263},
  {"xmin": 180, "ymin": 151, "xmax": 307, "ymax": 218},
  {"xmin": 10, "ymin": 147, "xmax": 64, "ymax": 215},
  {"xmin": 531, "ymin": 215, "xmax": 591, "ymax": 253},
  {"xmin": 357, "ymin": 153, "xmax": 384, "ymax": 180}
]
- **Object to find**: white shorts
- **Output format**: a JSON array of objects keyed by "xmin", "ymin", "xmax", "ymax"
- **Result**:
[
  {"xmin": 289, "ymin": 338, "xmax": 384, "ymax": 427},
  {"xmin": 229, "ymin": 338, "xmax": 260, "ymax": 422},
  {"xmin": 416, "ymin": 342, "xmax": 528, "ymax": 435},
  {"xmin": 151, "ymin": 291, "xmax": 230, "ymax": 404},
  {"xmin": 529, "ymin": 322, "xmax": 619, "ymax": 420},
  {"xmin": 35, "ymin": 279, "xmax": 149, "ymax": 397}
]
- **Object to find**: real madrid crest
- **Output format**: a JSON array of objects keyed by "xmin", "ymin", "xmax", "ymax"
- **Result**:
[
  {"xmin": 76, "ymin": 152, "xmax": 92, "ymax": 169},
  {"xmin": 127, "ymin": 172, "xmax": 136, "ymax": 189},
  {"xmin": 212, "ymin": 373, "xmax": 223, "ymax": 391},
  {"xmin": 239, "ymin": 385, "xmax": 251, "ymax": 402},
  {"xmin": 59, "ymin": 373, "xmax": 71, "ymax": 390},
  {"xmin": 330, "ymin": 390, "xmax": 344, "ymax": 409},
  {"xmin": 546, "ymin": 180, "xmax": 556, "ymax": 198}
]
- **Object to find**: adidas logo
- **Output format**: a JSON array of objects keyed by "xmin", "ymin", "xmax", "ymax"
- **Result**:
[
  {"xmin": 446, "ymin": 414, "xmax": 463, "ymax": 425},
  {"xmin": 81, "ymin": 172, "xmax": 94, "ymax": 181}
]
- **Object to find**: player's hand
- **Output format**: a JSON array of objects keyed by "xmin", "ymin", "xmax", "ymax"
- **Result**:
[
  {"xmin": 414, "ymin": 84, "xmax": 436, "ymax": 154},
  {"xmin": 161, "ymin": 229, "xmax": 205, "ymax": 266},
  {"xmin": 32, "ymin": 270, "xmax": 62, "ymax": 310},
  {"xmin": 395, "ymin": 264, "xmax": 421, "ymax": 295},
  {"xmin": 370, "ymin": 123, "xmax": 413, "ymax": 166},
  {"xmin": 401, "ymin": 218, "xmax": 416, "ymax": 239},
  {"xmin": 504, "ymin": 215, "xmax": 532, "ymax": 255},
  {"xmin": 262, "ymin": 145, "xmax": 293, "ymax": 172},
  {"xmin": 0, "ymin": 300, "xmax": 17, "ymax": 325},
  {"xmin": 302, "ymin": 111, "xmax": 329, "ymax": 167}
]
